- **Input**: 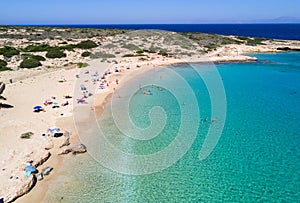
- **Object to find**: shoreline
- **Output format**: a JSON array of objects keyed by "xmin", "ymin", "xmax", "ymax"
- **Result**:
[{"xmin": 1, "ymin": 43, "xmax": 300, "ymax": 202}]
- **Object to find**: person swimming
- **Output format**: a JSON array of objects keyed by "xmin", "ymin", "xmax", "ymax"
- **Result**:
[
  {"xmin": 144, "ymin": 90, "xmax": 152, "ymax": 95},
  {"xmin": 211, "ymin": 118, "xmax": 217, "ymax": 124}
]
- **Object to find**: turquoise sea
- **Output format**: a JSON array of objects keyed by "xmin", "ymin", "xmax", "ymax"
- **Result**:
[{"xmin": 45, "ymin": 52, "xmax": 300, "ymax": 202}]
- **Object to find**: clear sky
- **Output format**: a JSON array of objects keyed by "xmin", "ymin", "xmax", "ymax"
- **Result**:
[{"xmin": 0, "ymin": 0, "xmax": 299, "ymax": 24}]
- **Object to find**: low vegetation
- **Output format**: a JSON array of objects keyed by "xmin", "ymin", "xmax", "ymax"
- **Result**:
[
  {"xmin": 122, "ymin": 53, "xmax": 146, "ymax": 57},
  {"xmin": 0, "ymin": 59, "xmax": 7, "ymax": 67},
  {"xmin": 22, "ymin": 54, "xmax": 46, "ymax": 61},
  {"xmin": 22, "ymin": 44, "xmax": 52, "ymax": 52},
  {"xmin": 46, "ymin": 48, "xmax": 66, "ymax": 58},
  {"xmin": 183, "ymin": 32, "xmax": 244, "ymax": 47},
  {"xmin": 77, "ymin": 62, "xmax": 89, "ymax": 68},
  {"xmin": 0, "ymin": 46, "xmax": 20, "ymax": 58},
  {"xmin": 81, "ymin": 51, "xmax": 91, "ymax": 57},
  {"xmin": 236, "ymin": 36, "xmax": 267, "ymax": 45},
  {"xmin": 0, "ymin": 26, "xmax": 276, "ymax": 72},
  {"xmin": 0, "ymin": 66, "xmax": 12, "ymax": 71},
  {"xmin": 122, "ymin": 43, "xmax": 140, "ymax": 51},
  {"xmin": 158, "ymin": 50, "xmax": 169, "ymax": 57},
  {"xmin": 204, "ymin": 44, "xmax": 219, "ymax": 51},
  {"xmin": 76, "ymin": 40, "xmax": 98, "ymax": 49},
  {"xmin": 0, "ymin": 26, "xmax": 127, "ymax": 41},
  {"xmin": 20, "ymin": 58, "xmax": 42, "ymax": 68},
  {"xmin": 0, "ymin": 59, "xmax": 11, "ymax": 71},
  {"xmin": 20, "ymin": 132, "xmax": 34, "ymax": 139}
]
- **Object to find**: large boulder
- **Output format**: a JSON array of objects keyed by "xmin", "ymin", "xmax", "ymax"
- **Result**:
[
  {"xmin": 58, "ymin": 143, "xmax": 87, "ymax": 155},
  {"xmin": 71, "ymin": 144, "xmax": 87, "ymax": 154}
]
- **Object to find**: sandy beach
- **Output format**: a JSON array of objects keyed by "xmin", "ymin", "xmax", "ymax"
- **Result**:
[{"xmin": 1, "ymin": 28, "xmax": 300, "ymax": 202}]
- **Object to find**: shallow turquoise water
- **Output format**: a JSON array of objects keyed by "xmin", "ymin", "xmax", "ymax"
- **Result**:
[{"xmin": 45, "ymin": 52, "xmax": 300, "ymax": 202}]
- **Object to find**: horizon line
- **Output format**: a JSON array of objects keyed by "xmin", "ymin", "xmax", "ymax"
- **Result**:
[{"xmin": 2, "ymin": 22, "xmax": 300, "ymax": 26}]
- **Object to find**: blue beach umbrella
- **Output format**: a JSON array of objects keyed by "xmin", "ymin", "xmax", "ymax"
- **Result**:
[
  {"xmin": 33, "ymin": 106, "xmax": 42, "ymax": 110},
  {"xmin": 25, "ymin": 165, "xmax": 37, "ymax": 173},
  {"xmin": 25, "ymin": 171, "xmax": 31, "ymax": 178}
]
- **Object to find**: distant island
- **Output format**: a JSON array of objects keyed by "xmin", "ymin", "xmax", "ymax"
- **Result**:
[{"xmin": 244, "ymin": 16, "xmax": 300, "ymax": 23}]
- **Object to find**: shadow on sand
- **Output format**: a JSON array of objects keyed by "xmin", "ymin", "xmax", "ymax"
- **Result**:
[{"xmin": 0, "ymin": 103, "xmax": 14, "ymax": 109}]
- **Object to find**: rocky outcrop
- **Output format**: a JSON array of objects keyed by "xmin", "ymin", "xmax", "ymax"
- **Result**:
[
  {"xmin": 59, "ymin": 143, "xmax": 87, "ymax": 155},
  {"xmin": 33, "ymin": 152, "xmax": 51, "ymax": 168},
  {"xmin": 5, "ymin": 175, "xmax": 36, "ymax": 203},
  {"xmin": 1, "ymin": 151, "xmax": 51, "ymax": 203},
  {"xmin": 59, "ymin": 131, "xmax": 70, "ymax": 148},
  {"xmin": 277, "ymin": 47, "xmax": 300, "ymax": 51}
]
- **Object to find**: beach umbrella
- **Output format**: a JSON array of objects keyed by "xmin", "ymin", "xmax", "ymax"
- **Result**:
[
  {"xmin": 33, "ymin": 105, "xmax": 43, "ymax": 110},
  {"xmin": 25, "ymin": 165, "xmax": 37, "ymax": 173}
]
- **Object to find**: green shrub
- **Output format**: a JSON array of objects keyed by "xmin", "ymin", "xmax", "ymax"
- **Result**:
[
  {"xmin": 158, "ymin": 51, "xmax": 168, "ymax": 56},
  {"xmin": 246, "ymin": 38, "xmax": 265, "ymax": 46},
  {"xmin": 122, "ymin": 54, "xmax": 135, "ymax": 57},
  {"xmin": 20, "ymin": 58, "xmax": 41, "ymax": 68},
  {"xmin": 236, "ymin": 36, "xmax": 265, "ymax": 46},
  {"xmin": 77, "ymin": 62, "xmax": 89, "ymax": 68},
  {"xmin": 139, "ymin": 57, "xmax": 147, "ymax": 61},
  {"xmin": 60, "ymin": 44, "xmax": 76, "ymax": 51},
  {"xmin": 136, "ymin": 50, "xmax": 144, "ymax": 54},
  {"xmin": 23, "ymin": 44, "xmax": 52, "ymax": 52},
  {"xmin": 205, "ymin": 44, "xmax": 219, "ymax": 51},
  {"xmin": 0, "ymin": 59, "xmax": 11, "ymax": 71},
  {"xmin": 0, "ymin": 66, "xmax": 12, "ymax": 71},
  {"xmin": 0, "ymin": 46, "xmax": 20, "ymax": 58},
  {"xmin": 22, "ymin": 54, "xmax": 46, "ymax": 61},
  {"xmin": 122, "ymin": 53, "xmax": 146, "ymax": 57},
  {"xmin": 0, "ymin": 59, "xmax": 7, "ymax": 67},
  {"xmin": 46, "ymin": 49, "xmax": 66, "ymax": 58},
  {"xmin": 31, "ymin": 55, "xmax": 46, "ymax": 61},
  {"xmin": 76, "ymin": 40, "xmax": 98, "ymax": 49},
  {"xmin": 81, "ymin": 51, "xmax": 91, "ymax": 57},
  {"xmin": 122, "ymin": 44, "xmax": 140, "ymax": 51},
  {"xmin": 23, "ymin": 44, "xmax": 76, "ymax": 52},
  {"xmin": 20, "ymin": 132, "xmax": 34, "ymax": 139}
]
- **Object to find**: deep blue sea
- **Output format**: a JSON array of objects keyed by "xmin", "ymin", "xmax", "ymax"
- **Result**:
[
  {"xmin": 34, "ymin": 24, "xmax": 300, "ymax": 40},
  {"xmin": 43, "ymin": 52, "xmax": 300, "ymax": 202}
]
